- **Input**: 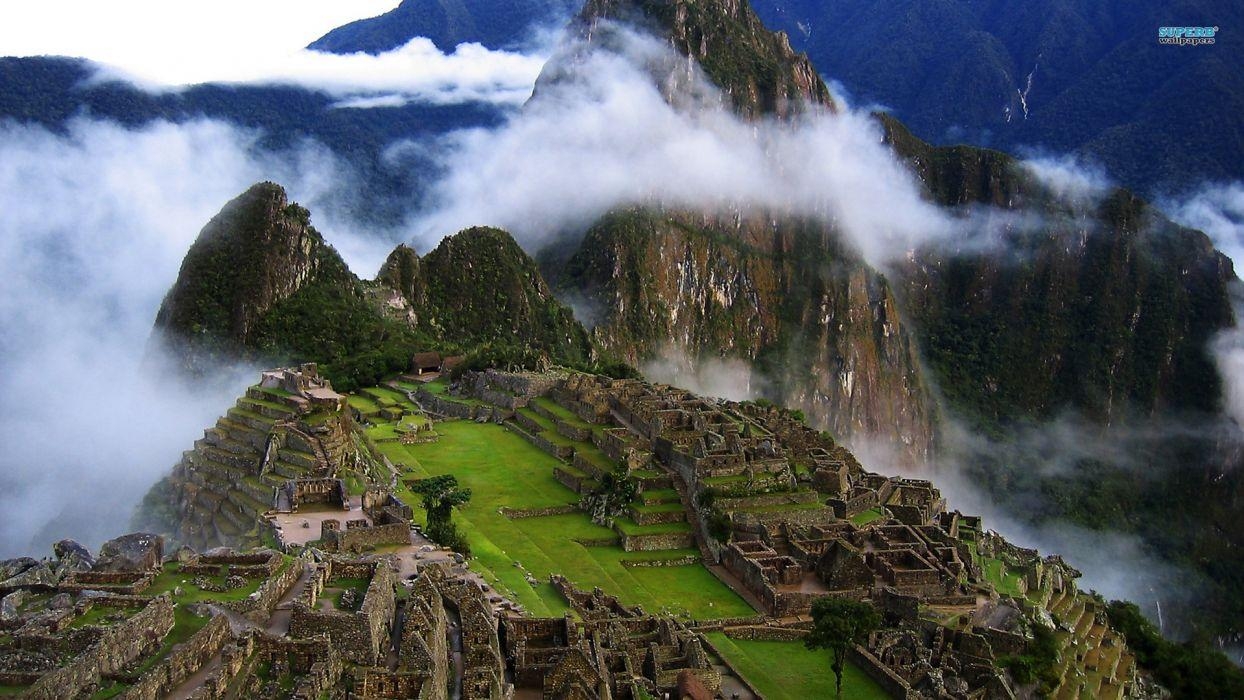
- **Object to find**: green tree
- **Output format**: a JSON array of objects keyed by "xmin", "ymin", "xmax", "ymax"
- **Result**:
[
  {"xmin": 804, "ymin": 597, "xmax": 882, "ymax": 699},
  {"xmin": 409, "ymin": 475, "xmax": 473, "ymax": 553},
  {"xmin": 580, "ymin": 470, "xmax": 638, "ymax": 526}
]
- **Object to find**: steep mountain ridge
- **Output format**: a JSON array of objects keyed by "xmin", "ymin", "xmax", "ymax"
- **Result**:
[
  {"xmin": 536, "ymin": 0, "xmax": 934, "ymax": 460},
  {"xmin": 153, "ymin": 183, "xmax": 594, "ymax": 390},
  {"xmin": 153, "ymin": 183, "xmax": 331, "ymax": 374},
  {"xmin": 309, "ymin": 0, "xmax": 580, "ymax": 53},
  {"xmin": 881, "ymin": 116, "xmax": 1237, "ymax": 425},
  {"xmin": 535, "ymin": 0, "xmax": 1244, "ymax": 643}
]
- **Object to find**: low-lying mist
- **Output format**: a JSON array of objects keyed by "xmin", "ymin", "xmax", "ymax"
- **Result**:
[{"xmin": 0, "ymin": 117, "xmax": 387, "ymax": 557}]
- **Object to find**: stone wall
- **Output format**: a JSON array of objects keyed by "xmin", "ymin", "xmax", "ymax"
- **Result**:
[
  {"xmin": 323, "ymin": 522, "xmax": 410, "ymax": 554},
  {"xmin": 620, "ymin": 554, "xmax": 699, "ymax": 568},
  {"xmin": 415, "ymin": 391, "xmax": 476, "ymax": 420},
  {"xmin": 225, "ymin": 555, "xmax": 306, "ymax": 619},
  {"xmin": 505, "ymin": 422, "xmax": 573, "ymax": 460},
  {"xmin": 848, "ymin": 644, "xmax": 917, "ymax": 700},
  {"xmin": 723, "ymin": 625, "xmax": 808, "ymax": 642},
  {"xmin": 120, "ymin": 614, "xmax": 231, "ymax": 700},
  {"xmin": 619, "ymin": 531, "xmax": 694, "ymax": 552},
  {"xmin": 553, "ymin": 467, "xmax": 591, "ymax": 495},
  {"xmin": 289, "ymin": 559, "xmax": 396, "ymax": 664},
  {"xmin": 500, "ymin": 505, "xmax": 580, "ymax": 519},
  {"xmin": 355, "ymin": 670, "xmax": 435, "ymax": 699},
  {"xmin": 630, "ymin": 507, "xmax": 688, "ymax": 526},
  {"xmin": 23, "ymin": 595, "xmax": 175, "ymax": 700}
]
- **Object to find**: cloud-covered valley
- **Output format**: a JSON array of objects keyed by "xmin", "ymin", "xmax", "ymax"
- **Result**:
[{"xmin": 0, "ymin": 117, "xmax": 388, "ymax": 556}]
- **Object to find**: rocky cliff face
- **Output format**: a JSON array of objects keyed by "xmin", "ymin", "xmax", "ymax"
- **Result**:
[
  {"xmin": 539, "ymin": 0, "xmax": 932, "ymax": 459},
  {"xmin": 559, "ymin": 208, "xmax": 935, "ymax": 462},
  {"xmin": 571, "ymin": 0, "xmax": 833, "ymax": 118}
]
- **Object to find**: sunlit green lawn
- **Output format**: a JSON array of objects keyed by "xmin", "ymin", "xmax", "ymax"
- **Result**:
[
  {"xmin": 377, "ymin": 419, "xmax": 753, "ymax": 620},
  {"xmin": 704, "ymin": 632, "xmax": 890, "ymax": 700}
]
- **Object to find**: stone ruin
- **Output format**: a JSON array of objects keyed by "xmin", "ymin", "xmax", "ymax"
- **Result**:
[
  {"xmin": 92, "ymin": 365, "xmax": 1154, "ymax": 699},
  {"xmin": 259, "ymin": 363, "xmax": 346, "ymax": 411}
]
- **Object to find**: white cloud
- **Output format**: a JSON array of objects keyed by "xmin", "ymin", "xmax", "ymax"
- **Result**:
[
  {"xmin": 641, "ymin": 345, "xmax": 767, "ymax": 402},
  {"xmin": 409, "ymin": 27, "xmax": 959, "ymax": 267},
  {"xmin": 1021, "ymin": 154, "xmax": 1113, "ymax": 205},
  {"xmin": 0, "ymin": 117, "xmax": 385, "ymax": 556},
  {"xmin": 0, "ymin": 1, "xmax": 548, "ymax": 106}
]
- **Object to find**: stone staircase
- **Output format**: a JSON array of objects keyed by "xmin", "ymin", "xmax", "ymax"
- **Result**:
[{"xmin": 1046, "ymin": 586, "xmax": 1134, "ymax": 699}]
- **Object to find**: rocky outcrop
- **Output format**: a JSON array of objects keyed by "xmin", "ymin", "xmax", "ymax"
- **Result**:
[
  {"xmin": 574, "ymin": 0, "xmax": 833, "ymax": 119},
  {"xmin": 95, "ymin": 533, "xmax": 164, "ymax": 572},
  {"xmin": 559, "ymin": 208, "xmax": 934, "ymax": 462}
]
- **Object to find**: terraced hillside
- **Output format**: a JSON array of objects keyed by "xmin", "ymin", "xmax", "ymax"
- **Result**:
[
  {"xmin": 122, "ymin": 364, "xmax": 1187, "ymax": 698},
  {"xmin": 138, "ymin": 371, "xmax": 360, "ymax": 551}
]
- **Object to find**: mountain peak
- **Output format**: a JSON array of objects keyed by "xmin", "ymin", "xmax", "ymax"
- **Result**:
[
  {"xmin": 151, "ymin": 181, "xmax": 329, "ymax": 372},
  {"xmin": 572, "ymin": 0, "xmax": 835, "ymax": 119}
]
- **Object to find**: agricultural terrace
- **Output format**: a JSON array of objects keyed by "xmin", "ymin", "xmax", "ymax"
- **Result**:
[{"xmin": 368, "ymin": 403, "xmax": 753, "ymax": 620}]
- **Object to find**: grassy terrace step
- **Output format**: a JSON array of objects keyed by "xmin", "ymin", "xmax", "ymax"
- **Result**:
[
  {"xmin": 538, "ymin": 429, "xmax": 575, "ymax": 448},
  {"xmin": 632, "ymin": 502, "xmax": 686, "ymax": 514},
  {"xmin": 249, "ymin": 384, "xmax": 307, "ymax": 410},
  {"xmin": 238, "ymin": 397, "xmax": 299, "ymax": 420},
  {"xmin": 574, "ymin": 441, "xmax": 621, "ymax": 472},
  {"xmin": 517, "ymin": 407, "xmax": 556, "ymax": 432},
  {"xmin": 362, "ymin": 386, "xmax": 419, "ymax": 411},
  {"xmin": 278, "ymin": 449, "xmax": 319, "ymax": 470},
  {"xmin": 347, "ymin": 395, "xmax": 382, "ymax": 415},
  {"xmin": 227, "ymin": 487, "xmax": 272, "ymax": 516},
  {"xmin": 227, "ymin": 407, "xmax": 276, "ymax": 430},
  {"xmin": 271, "ymin": 461, "xmax": 310, "ymax": 480},
  {"xmin": 531, "ymin": 397, "xmax": 602, "ymax": 433},
  {"xmin": 731, "ymin": 502, "xmax": 828, "ymax": 514},
  {"xmin": 639, "ymin": 488, "xmax": 681, "ymax": 505},
  {"xmin": 613, "ymin": 518, "xmax": 693, "ymax": 536},
  {"xmin": 555, "ymin": 462, "xmax": 590, "ymax": 480},
  {"xmin": 189, "ymin": 453, "xmax": 250, "ymax": 484},
  {"xmin": 850, "ymin": 507, "xmax": 886, "ymax": 526}
]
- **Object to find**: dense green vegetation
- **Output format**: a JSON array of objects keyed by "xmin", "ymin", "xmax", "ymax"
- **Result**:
[
  {"xmin": 407, "ymin": 474, "xmax": 473, "ymax": 554},
  {"xmin": 751, "ymin": 0, "xmax": 1244, "ymax": 194},
  {"xmin": 1106, "ymin": 600, "xmax": 1244, "ymax": 699},
  {"xmin": 997, "ymin": 623, "xmax": 1060, "ymax": 694}
]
